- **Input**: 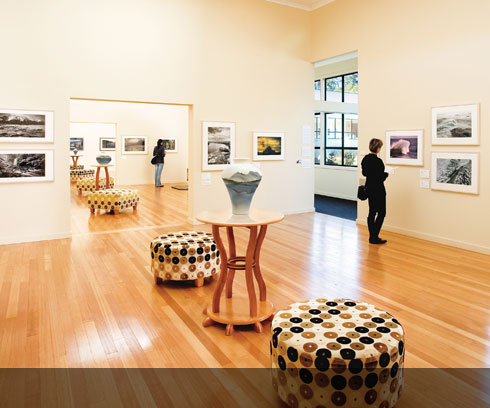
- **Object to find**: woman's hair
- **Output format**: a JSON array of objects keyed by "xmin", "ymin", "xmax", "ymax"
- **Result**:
[
  {"xmin": 157, "ymin": 139, "xmax": 164, "ymax": 147},
  {"xmin": 369, "ymin": 138, "xmax": 383, "ymax": 153}
]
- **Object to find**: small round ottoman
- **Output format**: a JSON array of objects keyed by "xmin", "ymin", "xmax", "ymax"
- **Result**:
[
  {"xmin": 271, "ymin": 299, "xmax": 404, "ymax": 408},
  {"xmin": 151, "ymin": 231, "xmax": 220, "ymax": 287}
]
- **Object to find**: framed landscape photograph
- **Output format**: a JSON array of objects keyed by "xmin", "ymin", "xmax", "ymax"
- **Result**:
[
  {"xmin": 100, "ymin": 137, "xmax": 116, "ymax": 151},
  {"xmin": 431, "ymin": 152, "xmax": 478, "ymax": 194},
  {"xmin": 253, "ymin": 132, "xmax": 285, "ymax": 161},
  {"xmin": 0, "ymin": 150, "xmax": 54, "ymax": 183},
  {"xmin": 432, "ymin": 104, "xmax": 479, "ymax": 145},
  {"xmin": 385, "ymin": 130, "xmax": 423, "ymax": 166},
  {"xmin": 122, "ymin": 136, "xmax": 147, "ymax": 155},
  {"xmin": 202, "ymin": 121, "xmax": 235, "ymax": 171},
  {"xmin": 70, "ymin": 137, "xmax": 84, "ymax": 151},
  {"xmin": 0, "ymin": 109, "xmax": 54, "ymax": 143},
  {"xmin": 162, "ymin": 139, "xmax": 177, "ymax": 152}
]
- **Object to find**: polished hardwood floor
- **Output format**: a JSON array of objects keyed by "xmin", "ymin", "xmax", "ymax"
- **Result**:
[{"xmin": 0, "ymin": 184, "xmax": 488, "ymax": 371}]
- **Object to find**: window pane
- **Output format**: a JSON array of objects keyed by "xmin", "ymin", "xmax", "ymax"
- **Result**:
[
  {"xmin": 344, "ymin": 73, "xmax": 358, "ymax": 103},
  {"xmin": 326, "ymin": 76, "xmax": 342, "ymax": 102},
  {"xmin": 325, "ymin": 149, "xmax": 342, "ymax": 165},
  {"xmin": 344, "ymin": 150, "xmax": 358, "ymax": 166},
  {"xmin": 314, "ymin": 148, "xmax": 321, "ymax": 165},
  {"xmin": 314, "ymin": 80, "xmax": 321, "ymax": 100},
  {"xmin": 326, "ymin": 113, "xmax": 342, "ymax": 147},
  {"xmin": 343, "ymin": 114, "xmax": 358, "ymax": 148}
]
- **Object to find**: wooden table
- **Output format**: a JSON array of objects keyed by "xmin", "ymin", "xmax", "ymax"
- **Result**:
[
  {"xmin": 91, "ymin": 165, "xmax": 113, "ymax": 190},
  {"xmin": 70, "ymin": 155, "xmax": 83, "ymax": 167},
  {"xmin": 196, "ymin": 208, "xmax": 284, "ymax": 336}
]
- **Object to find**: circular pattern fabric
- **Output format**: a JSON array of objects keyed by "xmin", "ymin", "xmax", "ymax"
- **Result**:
[
  {"xmin": 77, "ymin": 177, "xmax": 115, "ymax": 193},
  {"xmin": 150, "ymin": 231, "xmax": 220, "ymax": 282},
  {"xmin": 70, "ymin": 169, "xmax": 95, "ymax": 182},
  {"xmin": 88, "ymin": 188, "xmax": 139, "ymax": 212},
  {"xmin": 271, "ymin": 299, "xmax": 404, "ymax": 408}
]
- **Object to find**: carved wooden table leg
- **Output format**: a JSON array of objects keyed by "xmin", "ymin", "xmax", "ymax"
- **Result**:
[
  {"xmin": 226, "ymin": 227, "xmax": 236, "ymax": 298},
  {"xmin": 254, "ymin": 225, "xmax": 268, "ymax": 302},
  {"xmin": 211, "ymin": 225, "xmax": 227, "ymax": 314},
  {"xmin": 104, "ymin": 166, "xmax": 110, "ymax": 189},
  {"xmin": 95, "ymin": 167, "xmax": 101, "ymax": 191}
]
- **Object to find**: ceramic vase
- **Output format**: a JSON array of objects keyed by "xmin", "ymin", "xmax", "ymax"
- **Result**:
[
  {"xmin": 96, "ymin": 155, "xmax": 112, "ymax": 165},
  {"xmin": 73, "ymin": 149, "xmax": 78, "ymax": 156},
  {"xmin": 221, "ymin": 159, "xmax": 262, "ymax": 215}
]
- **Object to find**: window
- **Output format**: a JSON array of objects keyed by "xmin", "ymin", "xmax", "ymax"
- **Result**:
[
  {"xmin": 325, "ymin": 112, "xmax": 358, "ymax": 167},
  {"xmin": 314, "ymin": 80, "xmax": 321, "ymax": 100},
  {"xmin": 325, "ymin": 72, "xmax": 358, "ymax": 103},
  {"xmin": 314, "ymin": 113, "xmax": 321, "ymax": 165}
]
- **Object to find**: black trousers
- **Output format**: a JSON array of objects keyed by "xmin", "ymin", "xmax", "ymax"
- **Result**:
[{"xmin": 367, "ymin": 193, "xmax": 386, "ymax": 240}]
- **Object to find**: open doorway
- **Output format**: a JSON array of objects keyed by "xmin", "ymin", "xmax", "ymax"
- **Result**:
[{"xmin": 69, "ymin": 98, "xmax": 190, "ymax": 234}]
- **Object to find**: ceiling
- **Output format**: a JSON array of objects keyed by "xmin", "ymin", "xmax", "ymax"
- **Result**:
[{"xmin": 266, "ymin": 0, "xmax": 337, "ymax": 11}]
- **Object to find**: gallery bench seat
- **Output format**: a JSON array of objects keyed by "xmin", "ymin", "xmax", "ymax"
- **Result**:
[
  {"xmin": 76, "ymin": 177, "xmax": 115, "ymax": 195},
  {"xmin": 88, "ymin": 188, "xmax": 139, "ymax": 215}
]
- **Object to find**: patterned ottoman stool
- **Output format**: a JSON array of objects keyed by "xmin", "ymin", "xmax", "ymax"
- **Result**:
[
  {"xmin": 88, "ymin": 189, "xmax": 139, "ymax": 214},
  {"xmin": 151, "ymin": 231, "xmax": 220, "ymax": 287},
  {"xmin": 70, "ymin": 164, "xmax": 84, "ymax": 170},
  {"xmin": 70, "ymin": 169, "xmax": 95, "ymax": 182},
  {"xmin": 76, "ymin": 177, "xmax": 115, "ymax": 195},
  {"xmin": 271, "ymin": 299, "xmax": 404, "ymax": 408}
]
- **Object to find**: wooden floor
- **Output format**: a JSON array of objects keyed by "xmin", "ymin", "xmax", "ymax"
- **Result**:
[{"xmin": 0, "ymin": 184, "xmax": 489, "ymax": 370}]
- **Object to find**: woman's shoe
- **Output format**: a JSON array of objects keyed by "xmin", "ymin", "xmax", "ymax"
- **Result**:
[{"xmin": 369, "ymin": 238, "xmax": 387, "ymax": 244}]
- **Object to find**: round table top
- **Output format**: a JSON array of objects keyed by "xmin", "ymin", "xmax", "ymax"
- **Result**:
[
  {"xmin": 70, "ymin": 154, "xmax": 83, "ymax": 157},
  {"xmin": 196, "ymin": 208, "xmax": 284, "ymax": 227},
  {"xmin": 91, "ymin": 164, "xmax": 114, "ymax": 167}
]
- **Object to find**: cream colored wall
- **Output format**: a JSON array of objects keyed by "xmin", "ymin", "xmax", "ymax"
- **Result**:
[
  {"xmin": 70, "ymin": 100, "xmax": 188, "ymax": 185},
  {"xmin": 312, "ymin": 0, "xmax": 490, "ymax": 253},
  {"xmin": 0, "ymin": 0, "xmax": 313, "ymax": 244}
]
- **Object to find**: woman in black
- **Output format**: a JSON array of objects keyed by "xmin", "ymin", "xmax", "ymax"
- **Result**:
[
  {"xmin": 361, "ymin": 138, "xmax": 388, "ymax": 244},
  {"xmin": 152, "ymin": 139, "xmax": 166, "ymax": 187}
]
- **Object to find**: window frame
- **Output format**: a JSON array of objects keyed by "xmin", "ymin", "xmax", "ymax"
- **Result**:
[
  {"xmin": 324, "ymin": 71, "xmax": 358, "ymax": 103},
  {"xmin": 324, "ymin": 112, "xmax": 358, "ymax": 167},
  {"xmin": 314, "ymin": 112, "xmax": 322, "ymax": 165}
]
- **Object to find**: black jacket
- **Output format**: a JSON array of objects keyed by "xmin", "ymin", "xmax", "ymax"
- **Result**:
[
  {"xmin": 361, "ymin": 153, "xmax": 388, "ymax": 196},
  {"xmin": 153, "ymin": 145, "xmax": 166, "ymax": 164}
]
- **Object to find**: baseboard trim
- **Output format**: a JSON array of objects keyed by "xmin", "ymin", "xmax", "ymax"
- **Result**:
[
  {"xmin": 315, "ymin": 190, "xmax": 357, "ymax": 202},
  {"xmin": 356, "ymin": 219, "xmax": 490, "ymax": 255},
  {"xmin": 0, "ymin": 231, "xmax": 73, "ymax": 246}
]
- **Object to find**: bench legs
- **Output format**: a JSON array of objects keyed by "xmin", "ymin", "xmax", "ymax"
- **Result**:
[{"xmin": 195, "ymin": 277, "xmax": 204, "ymax": 287}]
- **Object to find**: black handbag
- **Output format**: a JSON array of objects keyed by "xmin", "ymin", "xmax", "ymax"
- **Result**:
[
  {"xmin": 357, "ymin": 184, "xmax": 368, "ymax": 201},
  {"xmin": 151, "ymin": 156, "xmax": 158, "ymax": 165}
]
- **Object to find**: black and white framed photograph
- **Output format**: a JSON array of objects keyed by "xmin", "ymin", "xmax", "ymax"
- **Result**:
[
  {"xmin": 202, "ymin": 121, "xmax": 235, "ymax": 171},
  {"xmin": 385, "ymin": 130, "xmax": 423, "ymax": 166},
  {"xmin": 431, "ymin": 152, "xmax": 478, "ymax": 194},
  {"xmin": 0, "ymin": 109, "xmax": 54, "ymax": 143},
  {"xmin": 70, "ymin": 138, "xmax": 84, "ymax": 151},
  {"xmin": 0, "ymin": 150, "xmax": 54, "ymax": 183},
  {"xmin": 253, "ymin": 132, "xmax": 285, "ymax": 161},
  {"xmin": 432, "ymin": 104, "xmax": 479, "ymax": 145},
  {"xmin": 99, "ymin": 137, "xmax": 116, "ymax": 151},
  {"xmin": 122, "ymin": 136, "xmax": 148, "ymax": 155},
  {"xmin": 162, "ymin": 139, "xmax": 177, "ymax": 152}
]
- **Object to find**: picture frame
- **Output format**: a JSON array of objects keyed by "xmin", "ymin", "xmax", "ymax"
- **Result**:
[
  {"xmin": 70, "ymin": 137, "xmax": 84, "ymax": 151},
  {"xmin": 99, "ymin": 137, "xmax": 116, "ymax": 151},
  {"xmin": 432, "ymin": 104, "xmax": 479, "ymax": 145},
  {"xmin": 162, "ymin": 139, "xmax": 177, "ymax": 153},
  {"xmin": 0, "ymin": 109, "xmax": 54, "ymax": 143},
  {"xmin": 253, "ymin": 132, "xmax": 285, "ymax": 161},
  {"xmin": 0, "ymin": 150, "xmax": 54, "ymax": 183},
  {"xmin": 431, "ymin": 152, "xmax": 478, "ymax": 194},
  {"xmin": 385, "ymin": 130, "xmax": 423, "ymax": 166},
  {"xmin": 122, "ymin": 136, "xmax": 148, "ymax": 155},
  {"xmin": 202, "ymin": 121, "xmax": 235, "ymax": 171}
]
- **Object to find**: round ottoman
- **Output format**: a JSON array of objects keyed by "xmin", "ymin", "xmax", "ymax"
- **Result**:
[
  {"xmin": 271, "ymin": 298, "xmax": 404, "ymax": 408},
  {"xmin": 151, "ymin": 231, "xmax": 220, "ymax": 287}
]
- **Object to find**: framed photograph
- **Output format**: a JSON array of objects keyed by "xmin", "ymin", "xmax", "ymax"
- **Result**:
[
  {"xmin": 122, "ymin": 136, "xmax": 147, "ymax": 155},
  {"xmin": 162, "ymin": 139, "xmax": 177, "ymax": 152},
  {"xmin": 100, "ymin": 137, "xmax": 116, "ymax": 151},
  {"xmin": 0, "ymin": 109, "xmax": 54, "ymax": 143},
  {"xmin": 431, "ymin": 152, "xmax": 478, "ymax": 194},
  {"xmin": 202, "ymin": 121, "xmax": 235, "ymax": 171},
  {"xmin": 385, "ymin": 130, "xmax": 423, "ymax": 166},
  {"xmin": 70, "ymin": 138, "xmax": 84, "ymax": 151},
  {"xmin": 0, "ymin": 150, "xmax": 54, "ymax": 183},
  {"xmin": 253, "ymin": 132, "xmax": 285, "ymax": 161},
  {"xmin": 432, "ymin": 104, "xmax": 479, "ymax": 145}
]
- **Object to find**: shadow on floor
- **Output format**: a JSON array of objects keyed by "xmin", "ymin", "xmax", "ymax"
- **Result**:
[{"xmin": 314, "ymin": 194, "xmax": 357, "ymax": 221}]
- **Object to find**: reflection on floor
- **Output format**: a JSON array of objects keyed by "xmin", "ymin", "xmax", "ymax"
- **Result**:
[{"xmin": 314, "ymin": 194, "xmax": 357, "ymax": 221}]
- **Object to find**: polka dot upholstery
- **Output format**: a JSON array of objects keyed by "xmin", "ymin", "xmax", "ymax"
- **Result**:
[
  {"xmin": 88, "ymin": 188, "xmax": 139, "ymax": 213},
  {"xmin": 151, "ymin": 232, "xmax": 220, "ymax": 284},
  {"xmin": 271, "ymin": 299, "xmax": 404, "ymax": 408},
  {"xmin": 70, "ymin": 169, "xmax": 95, "ymax": 182},
  {"xmin": 76, "ymin": 177, "xmax": 115, "ymax": 194},
  {"xmin": 70, "ymin": 164, "xmax": 84, "ymax": 170}
]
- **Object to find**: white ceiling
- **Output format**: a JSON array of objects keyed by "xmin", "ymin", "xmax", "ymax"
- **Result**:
[{"xmin": 266, "ymin": 0, "xmax": 337, "ymax": 11}]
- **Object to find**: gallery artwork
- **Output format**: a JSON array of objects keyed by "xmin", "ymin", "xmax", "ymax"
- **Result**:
[
  {"xmin": 122, "ymin": 136, "xmax": 147, "ymax": 154},
  {"xmin": 432, "ymin": 104, "xmax": 479, "ymax": 145},
  {"xmin": 0, "ymin": 150, "xmax": 54, "ymax": 183},
  {"xmin": 431, "ymin": 152, "xmax": 478, "ymax": 194},
  {"xmin": 100, "ymin": 138, "xmax": 116, "ymax": 151},
  {"xmin": 162, "ymin": 139, "xmax": 177, "ymax": 152},
  {"xmin": 385, "ymin": 130, "xmax": 423, "ymax": 166},
  {"xmin": 253, "ymin": 132, "xmax": 285, "ymax": 161},
  {"xmin": 202, "ymin": 121, "xmax": 235, "ymax": 171},
  {"xmin": 0, "ymin": 109, "xmax": 54, "ymax": 143},
  {"xmin": 70, "ymin": 138, "xmax": 84, "ymax": 151}
]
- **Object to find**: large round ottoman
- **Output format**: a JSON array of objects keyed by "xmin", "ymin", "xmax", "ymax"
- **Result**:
[
  {"xmin": 151, "ymin": 231, "xmax": 220, "ymax": 287},
  {"xmin": 271, "ymin": 299, "xmax": 404, "ymax": 408}
]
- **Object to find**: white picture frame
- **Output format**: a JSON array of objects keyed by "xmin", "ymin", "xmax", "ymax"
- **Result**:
[
  {"xmin": 162, "ymin": 139, "xmax": 177, "ymax": 153},
  {"xmin": 122, "ymin": 136, "xmax": 148, "ymax": 155},
  {"xmin": 70, "ymin": 137, "xmax": 84, "ymax": 151},
  {"xmin": 0, "ymin": 150, "xmax": 54, "ymax": 183},
  {"xmin": 432, "ymin": 104, "xmax": 479, "ymax": 145},
  {"xmin": 431, "ymin": 152, "xmax": 479, "ymax": 194},
  {"xmin": 253, "ymin": 132, "xmax": 285, "ymax": 161},
  {"xmin": 385, "ymin": 130, "xmax": 423, "ymax": 166},
  {"xmin": 100, "ymin": 137, "xmax": 116, "ymax": 151},
  {"xmin": 0, "ymin": 109, "xmax": 54, "ymax": 143},
  {"xmin": 202, "ymin": 121, "xmax": 235, "ymax": 171}
]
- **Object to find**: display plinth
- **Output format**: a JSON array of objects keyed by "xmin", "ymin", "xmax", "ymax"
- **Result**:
[{"xmin": 91, "ymin": 164, "xmax": 113, "ymax": 190}]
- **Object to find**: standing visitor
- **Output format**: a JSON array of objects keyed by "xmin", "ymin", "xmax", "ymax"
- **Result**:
[{"xmin": 152, "ymin": 139, "xmax": 166, "ymax": 187}]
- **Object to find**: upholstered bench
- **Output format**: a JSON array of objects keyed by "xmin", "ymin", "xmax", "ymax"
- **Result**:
[
  {"xmin": 70, "ymin": 169, "xmax": 95, "ymax": 182},
  {"xmin": 70, "ymin": 164, "xmax": 84, "ymax": 170},
  {"xmin": 88, "ymin": 188, "xmax": 139, "ymax": 214},
  {"xmin": 151, "ymin": 231, "xmax": 220, "ymax": 287},
  {"xmin": 271, "ymin": 299, "xmax": 404, "ymax": 408},
  {"xmin": 76, "ymin": 177, "xmax": 115, "ymax": 195}
]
